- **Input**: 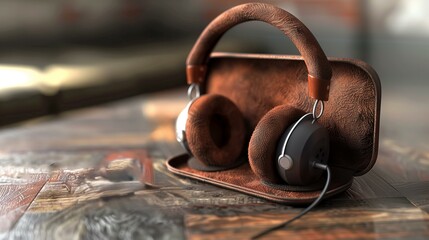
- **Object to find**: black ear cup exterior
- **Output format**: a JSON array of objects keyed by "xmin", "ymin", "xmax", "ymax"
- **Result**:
[
  {"xmin": 180, "ymin": 94, "xmax": 247, "ymax": 171},
  {"xmin": 276, "ymin": 114, "xmax": 330, "ymax": 185}
]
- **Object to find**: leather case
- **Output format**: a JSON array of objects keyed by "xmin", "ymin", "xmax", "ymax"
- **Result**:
[{"xmin": 166, "ymin": 4, "xmax": 381, "ymax": 204}]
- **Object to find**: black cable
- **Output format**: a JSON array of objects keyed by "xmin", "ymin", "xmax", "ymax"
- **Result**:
[{"xmin": 251, "ymin": 164, "xmax": 331, "ymax": 239}]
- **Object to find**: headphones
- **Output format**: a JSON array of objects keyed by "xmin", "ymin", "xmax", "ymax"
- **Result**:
[{"xmin": 176, "ymin": 3, "xmax": 332, "ymax": 187}]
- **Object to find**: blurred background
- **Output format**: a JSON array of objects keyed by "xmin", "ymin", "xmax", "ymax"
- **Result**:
[{"xmin": 0, "ymin": 0, "xmax": 428, "ymax": 149}]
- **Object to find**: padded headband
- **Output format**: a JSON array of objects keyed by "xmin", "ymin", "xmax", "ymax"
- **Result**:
[{"xmin": 186, "ymin": 3, "xmax": 332, "ymax": 100}]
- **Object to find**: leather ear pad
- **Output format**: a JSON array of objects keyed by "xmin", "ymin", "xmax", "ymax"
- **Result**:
[
  {"xmin": 186, "ymin": 94, "xmax": 246, "ymax": 169},
  {"xmin": 249, "ymin": 105, "xmax": 305, "ymax": 184}
]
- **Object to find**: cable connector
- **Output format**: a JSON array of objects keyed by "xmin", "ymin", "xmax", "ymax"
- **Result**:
[{"xmin": 313, "ymin": 162, "xmax": 328, "ymax": 170}]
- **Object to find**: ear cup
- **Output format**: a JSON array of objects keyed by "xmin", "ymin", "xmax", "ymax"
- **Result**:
[
  {"xmin": 186, "ymin": 94, "xmax": 246, "ymax": 168},
  {"xmin": 276, "ymin": 114, "xmax": 330, "ymax": 185},
  {"xmin": 248, "ymin": 105, "xmax": 305, "ymax": 184}
]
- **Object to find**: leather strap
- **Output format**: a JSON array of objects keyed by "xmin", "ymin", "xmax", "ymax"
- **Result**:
[{"xmin": 186, "ymin": 3, "xmax": 332, "ymax": 100}]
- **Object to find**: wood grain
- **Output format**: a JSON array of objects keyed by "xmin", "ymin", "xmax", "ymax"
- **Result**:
[
  {"xmin": 374, "ymin": 140, "xmax": 429, "ymax": 183},
  {"xmin": 0, "ymin": 180, "xmax": 47, "ymax": 232},
  {"xmin": 392, "ymin": 181, "xmax": 429, "ymax": 213},
  {"xmin": 185, "ymin": 206, "xmax": 429, "ymax": 240}
]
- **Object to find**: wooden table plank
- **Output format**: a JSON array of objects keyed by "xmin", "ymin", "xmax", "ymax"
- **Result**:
[
  {"xmin": 392, "ymin": 181, "xmax": 429, "ymax": 214},
  {"xmin": 185, "ymin": 205, "xmax": 429, "ymax": 240},
  {"xmin": 374, "ymin": 140, "xmax": 429, "ymax": 184},
  {"xmin": 0, "ymin": 180, "xmax": 47, "ymax": 232}
]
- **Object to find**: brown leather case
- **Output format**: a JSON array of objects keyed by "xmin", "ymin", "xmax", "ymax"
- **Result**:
[
  {"xmin": 167, "ymin": 53, "xmax": 381, "ymax": 204},
  {"xmin": 167, "ymin": 3, "xmax": 381, "ymax": 204}
]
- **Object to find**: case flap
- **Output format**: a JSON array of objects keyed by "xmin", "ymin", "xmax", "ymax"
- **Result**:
[{"xmin": 205, "ymin": 53, "xmax": 381, "ymax": 176}]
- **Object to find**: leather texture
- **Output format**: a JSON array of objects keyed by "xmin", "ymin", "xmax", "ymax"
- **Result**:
[
  {"xmin": 186, "ymin": 94, "xmax": 247, "ymax": 167},
  {"xmin": 186, "ymin": 3, "xmax": 331, "ymax": 100},
  {"xmin": 206, "ymin": 53, "xmax": 381, "ymax": 176},
  {"xmin": 167, "ymin": 154, "xmax": 354, "ymax": 204},
  {"xmin": 168, "ymin": 3, "xmax": 380, "ymax": 204},
  {"xmin": 167, "ymin": 54, "xmax": 381, "ymax": 204}
]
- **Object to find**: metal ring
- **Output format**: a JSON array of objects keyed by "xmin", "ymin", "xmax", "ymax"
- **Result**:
[
  {"xmin": 187, "ymin": 84, "xmax": 200, "ymax": 100},
  {"xmin": 312, "ymin": 100, "xmax": 324, "ymax": 120}
]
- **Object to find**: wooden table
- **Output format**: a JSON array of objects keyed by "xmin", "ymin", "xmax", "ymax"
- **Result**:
[{"xmin": 0, "ymin": 88, "xmax": 428, "ymax": 239}]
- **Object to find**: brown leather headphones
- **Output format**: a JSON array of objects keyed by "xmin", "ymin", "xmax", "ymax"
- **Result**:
[{"xmin": 176, "ymin": 3, "xmax": 332, "ymax": 187}]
